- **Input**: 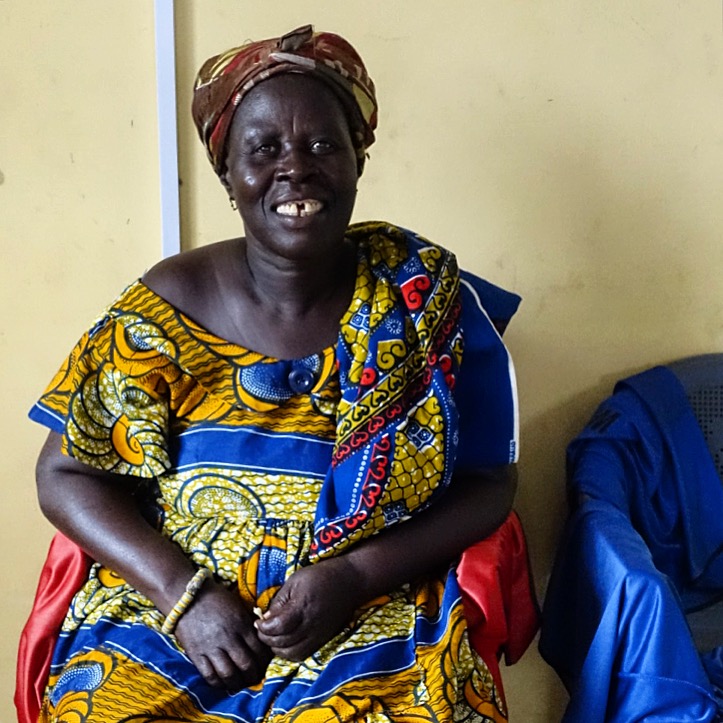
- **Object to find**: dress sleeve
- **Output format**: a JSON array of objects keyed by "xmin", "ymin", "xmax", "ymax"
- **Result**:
[
  {"xmin": 453, "ymin": 273, "xmax": 520, "ymax": 469},
  {"xmin": 29, "ymin": 314, "xmax": 174, "ymax": 478}
]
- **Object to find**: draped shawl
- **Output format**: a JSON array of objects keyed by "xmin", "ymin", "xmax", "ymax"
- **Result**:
[{"xmin": 311, "ymin": 221, "xmax": 463, "ymax": 558}]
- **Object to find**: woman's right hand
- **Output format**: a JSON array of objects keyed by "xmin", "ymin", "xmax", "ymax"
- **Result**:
[
  {"xmin": 36, "ymin": 431, "xmax": 272, "ymax": 691},
  {"xmin": 174, "ymin": 578, "xmax": 272, "ymax": 691}
]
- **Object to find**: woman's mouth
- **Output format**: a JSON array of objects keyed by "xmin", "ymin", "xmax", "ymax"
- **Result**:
[{"xmin": 275, "ymin": 199, "xmax": 324, "ymax": 217}]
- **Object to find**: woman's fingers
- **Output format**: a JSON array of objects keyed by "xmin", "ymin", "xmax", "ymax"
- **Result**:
[
  {"xmin": 255, "ymin": 622, "xmax": 306, "ymax": 650},
  {"xmin": 191, "ymin": 640, "xmax": 267, "ymax": 690},
  {"xmin": 194, "ymin": 653, "xmax": 225, "ymax": 689},
  {"xmin": 174, "ymin": 580, "xmax": 272, "ymax": 689},
  {"xmin": 238, "ymin": 617, "xmax": 274, "ymax": 659},
  {"xmin": 254, "ymin": 561, "xmax": 358, "ymax": 661},
  {"xmin": 228, "ymin": 649, "xmax": 266, "ymax": 687},
  {"xmin": 255, "ymin": 602, "xmax": 301, "ymax": 635},
  {"xmin": 268, "ymin": 639, "xmax": 315, "ymax": 662},
  {"xmin": 254, "ymin": 602, "xmax": 313, "ymax": 661},
  {"xmin": 230, "ymin": 629, "xmax": 273, "ymax": 684},
  {"xmin": 210, "ymin": 647, "xmax": 256, "ymax": 691}
]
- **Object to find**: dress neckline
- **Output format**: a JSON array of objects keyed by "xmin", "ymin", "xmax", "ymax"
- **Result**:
[
  {"xmin": 134, "ymin": 279, "xmax": 340, "ymax": 364},
  {"xmin": 107, "ymin": 280, "xmax": 341, "ymax": 412}
]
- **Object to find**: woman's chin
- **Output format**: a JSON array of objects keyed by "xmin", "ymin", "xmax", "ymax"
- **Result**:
[{"xmin": 247, "ymin": 213, "xmax": 352, "ymax": 262}]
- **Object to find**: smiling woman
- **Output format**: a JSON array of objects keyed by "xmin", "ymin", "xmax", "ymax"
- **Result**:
[{"xmin": 24, "ymin": 23, "xmax": 536, "ymax": 723}]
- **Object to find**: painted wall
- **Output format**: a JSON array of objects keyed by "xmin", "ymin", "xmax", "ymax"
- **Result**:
[
  {"xmin": 0, "ymin": 1, "xmax": 161, "ymax": 714},
  {"xmin": 3, "ymin": 1, "xmax": 722, "ymax": 720}
]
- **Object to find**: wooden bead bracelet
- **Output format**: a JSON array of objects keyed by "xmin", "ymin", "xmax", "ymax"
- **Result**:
[{"xmin": 161, "ymin": 567, "xmax": 212, "ymax": 635}]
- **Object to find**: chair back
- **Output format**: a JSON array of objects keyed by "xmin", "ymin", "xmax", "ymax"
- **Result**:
[
  {"xmin": 668, "ymin": 353, "xmax": 723, "ymax": 483},
  {"xmin": 667, "ymin": 354, "xmax": 723, "ymax": 653}
]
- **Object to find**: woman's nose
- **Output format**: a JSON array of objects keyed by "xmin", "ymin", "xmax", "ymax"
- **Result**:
[{"xmin": 275, "ymin": 147, "xmax": 315, "ymax": 182}]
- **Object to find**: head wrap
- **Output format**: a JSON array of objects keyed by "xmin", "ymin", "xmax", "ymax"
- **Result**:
[{"xmin": 192, "ymin": 24, "xmax": 378, "ymax": 177}]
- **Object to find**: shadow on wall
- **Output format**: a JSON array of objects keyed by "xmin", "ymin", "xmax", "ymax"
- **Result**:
[
  {"xmin": 514, "ymin": 380, "xmax": 617, "ymax": 595},
  {"xmin": 501, "ymin": 99, "xmax": 720, "ymax": 589}
]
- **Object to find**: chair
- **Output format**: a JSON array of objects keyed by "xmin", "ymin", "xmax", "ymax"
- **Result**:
[{"xmin": 540, "ymin": 355, "xmax": 723, "ymax": 722}]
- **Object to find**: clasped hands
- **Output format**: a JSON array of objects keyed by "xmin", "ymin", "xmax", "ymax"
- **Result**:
[{"xmin": 174, "ymin": 555, "xmax": 360, "ymax": 692}]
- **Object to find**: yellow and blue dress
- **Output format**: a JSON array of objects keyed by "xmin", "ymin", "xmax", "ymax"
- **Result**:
[{"xmin": 29, "ymin": 223, "xmax": 520, "ymax": 722}]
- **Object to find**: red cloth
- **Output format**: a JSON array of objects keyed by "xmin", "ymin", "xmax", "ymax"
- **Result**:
[
  {"xmin": 15, "ymin": 533, "xmax": 91, "ymax": 723},
  {"xmin": 457, "ymin": 511, "xmax": 540, "ymax": 701}
]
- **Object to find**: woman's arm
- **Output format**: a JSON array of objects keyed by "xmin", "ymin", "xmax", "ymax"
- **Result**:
[
  {"xmin": 255, "ymin": 464, "xmax": 517, "ymax": 659},
  {"xmin": 36, "ymin": 431, "xmax": 270, "ymax": 690}
]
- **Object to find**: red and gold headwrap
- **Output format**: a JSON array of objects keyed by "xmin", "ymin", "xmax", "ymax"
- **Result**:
[{"xmin": 192, "ymin": 24, "xmax": 378, "ymax": 177}]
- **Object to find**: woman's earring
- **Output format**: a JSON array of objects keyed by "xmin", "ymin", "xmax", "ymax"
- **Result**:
[{"xmin": 229, "ymin": 197, "xmax": 238, "ymax": 211}]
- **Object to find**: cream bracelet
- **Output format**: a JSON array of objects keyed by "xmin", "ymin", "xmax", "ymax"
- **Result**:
[{"xmin": 161, "ymin": 567, "xmax": 212, "ymax": 635}]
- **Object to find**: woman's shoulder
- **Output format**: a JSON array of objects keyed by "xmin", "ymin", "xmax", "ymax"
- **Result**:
[{"xmin": 141, "ymin": 238, "xmax": 241, "ymax": 312}]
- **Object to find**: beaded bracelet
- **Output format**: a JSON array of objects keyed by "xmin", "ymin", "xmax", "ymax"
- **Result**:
[{"xmin": 161, "ymin": 567, "xmax": 212, "ymax": 635}]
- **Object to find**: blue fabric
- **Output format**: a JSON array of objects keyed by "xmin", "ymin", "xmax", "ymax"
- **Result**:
[
  {"xmin": 540, "ymin": 365, "xmax": 723, "ymax": 722},
  {"xmin": 569, "ymin": 366, "xmax": 723, "ymax": 607},
  {"xmin": 455, "ymin": 272, "xmax": 520, "ymax": 469},
  {"xmin": 541, "ymin": 499, "xmax": 718, "ymax": 722},
  {"xmin": 702, "ymin": 647, "xmax": 723, "ymax": 712}
]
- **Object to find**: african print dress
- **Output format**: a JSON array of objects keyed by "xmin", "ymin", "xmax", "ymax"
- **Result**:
[{"xmin": 29, "ymin": 223, "xmax": 520, "ymax": 723}]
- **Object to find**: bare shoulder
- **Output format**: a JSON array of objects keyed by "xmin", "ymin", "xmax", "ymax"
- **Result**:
[{"xmin": 142, "ymin": 239, "xmax": 241, "ymax": 314}]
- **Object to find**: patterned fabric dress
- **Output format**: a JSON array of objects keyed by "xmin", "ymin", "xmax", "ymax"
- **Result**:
[{"xmin": 29, "ymin": 223, "xmax": 520, "ymax": 723}]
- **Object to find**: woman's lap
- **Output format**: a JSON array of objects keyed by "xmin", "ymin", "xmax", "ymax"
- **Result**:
[{"xmin": 40, "ymin": 570, "xmax": 507, "ymax": 722}]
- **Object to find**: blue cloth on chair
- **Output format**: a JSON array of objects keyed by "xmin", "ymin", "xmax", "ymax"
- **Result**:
[
  {"xmin": 569, "ymin": 366, "xmax": 723, "ymax": 605},
  {"xmin": 540, "ymin": 365, "xmax": 723, "ymax": 722}
]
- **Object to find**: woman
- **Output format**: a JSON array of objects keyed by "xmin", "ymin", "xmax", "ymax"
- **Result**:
[{"xmin": 29, "ymin": 25, "xmax": 525, "ymax": 722}]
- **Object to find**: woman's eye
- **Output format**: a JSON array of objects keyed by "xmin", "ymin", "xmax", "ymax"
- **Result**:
[
  {"xmin": 253, "ymin": 142, "xmax": 277, "ymax": 155},
  {"xmin": 311, "ymin": 140, "xmax": 334, "ymax": 154}
]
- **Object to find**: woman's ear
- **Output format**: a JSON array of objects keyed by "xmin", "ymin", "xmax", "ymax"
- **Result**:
[{"xmin": 218, "ymin": 172, "xmax": 237, "ymax": 209}]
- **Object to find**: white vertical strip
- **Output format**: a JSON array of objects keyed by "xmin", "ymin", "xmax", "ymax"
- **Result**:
[{"xmin": 154, "ymin": 0, "xmax": 181, "ymax": 258}]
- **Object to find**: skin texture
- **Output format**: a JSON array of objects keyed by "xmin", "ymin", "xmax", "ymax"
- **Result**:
[{"xmin": 36, "ymin": 73, "xmax": 517, "ymax": 691}]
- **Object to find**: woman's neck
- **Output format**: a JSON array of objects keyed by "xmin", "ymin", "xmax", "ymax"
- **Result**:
[
  {"xmin": 200, "ymin": 236, "xmax": 355, "ymax": 358},
  {"xmin": 238, "ymin": 237, "xmax": 356, "ymax": 319},
  {"xmin": 142, "ymin": 237, "xmax": 358, "ymax": 359}
]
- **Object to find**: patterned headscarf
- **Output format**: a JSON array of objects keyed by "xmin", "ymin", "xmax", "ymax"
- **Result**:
[{"xmin": 192, "ymin": 24, "xmax": 378, "ymax": 177}]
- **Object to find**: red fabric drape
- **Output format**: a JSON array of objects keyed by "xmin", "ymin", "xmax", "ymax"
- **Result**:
[
  {"xmin": 458, "ymin": 511, "xmax": 540, "ymax": 701},
  {"xmin": 15, "ymin": 533, "xmax": 91, "ymax": 723}
]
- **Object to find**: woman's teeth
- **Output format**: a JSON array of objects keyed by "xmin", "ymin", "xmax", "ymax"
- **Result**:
[{"xmin": 275, "ymin": 200, "xmax": 323, "ymax": 217}]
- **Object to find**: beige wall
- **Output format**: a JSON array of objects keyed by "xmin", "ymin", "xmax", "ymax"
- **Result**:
[
  {"xmin": 3, "ymin": 1, "xmax": 722, "ymax": 720},
  {"xmin": 0, "ymin": 1, "xmax": 161, "ymax": 714}
]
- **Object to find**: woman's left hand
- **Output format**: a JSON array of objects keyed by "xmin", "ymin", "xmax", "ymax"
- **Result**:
[
  {"xmin": 256, "ymin": 466, "xmax": 517, "ymax": 661},
  {"xmin": 254, "ymin": 556, "xmax": 359, "ymax": 661}
]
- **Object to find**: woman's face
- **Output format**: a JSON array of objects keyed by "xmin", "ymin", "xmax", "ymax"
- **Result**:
[{"xmin": 222, "ymin": 74, "xmax": 359, "ymax": 263}]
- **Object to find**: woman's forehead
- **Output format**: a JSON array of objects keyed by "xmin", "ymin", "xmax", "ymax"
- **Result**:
[
  {"xmin": 233, "ymin": 74, "xmax": 350, "ymax": 129},
  {"xmin": 242, "ymin": 74, "xmax": 342, "ymax": 108}
]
